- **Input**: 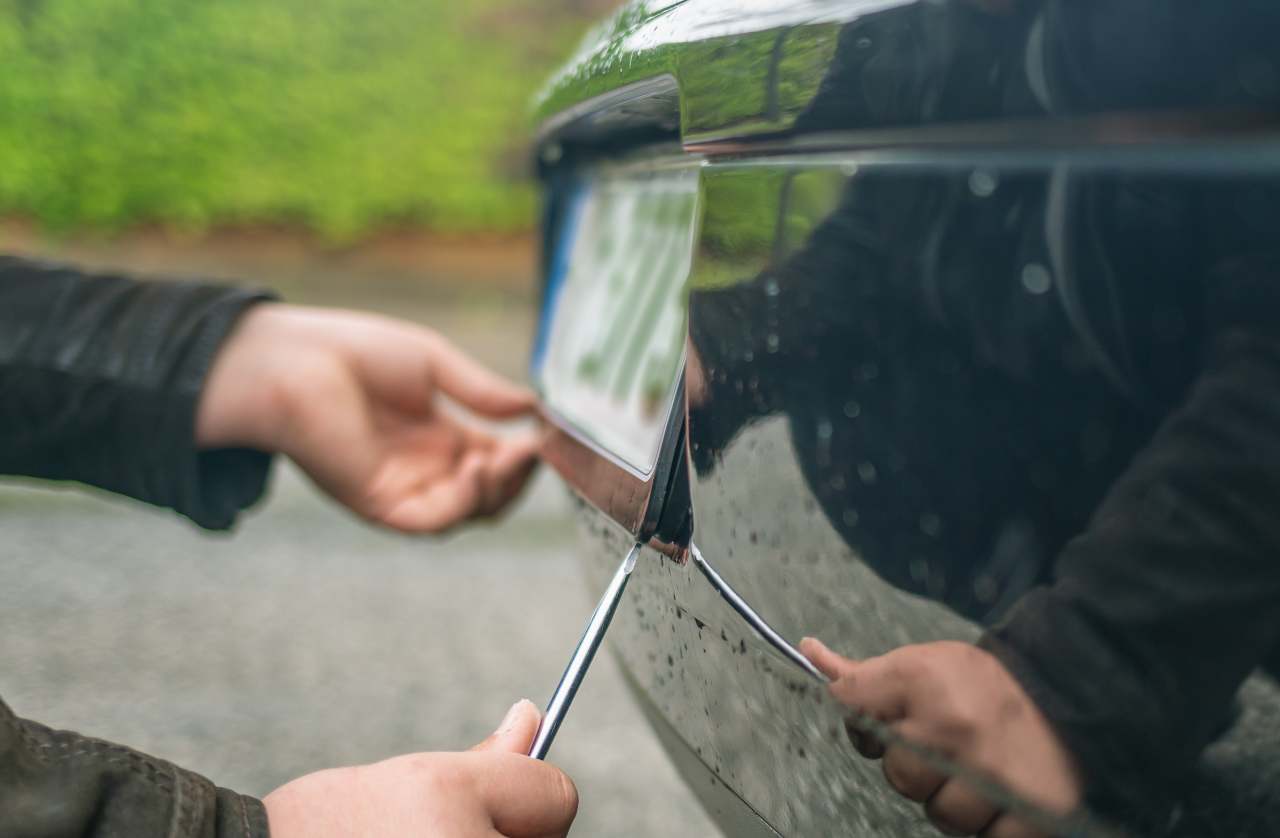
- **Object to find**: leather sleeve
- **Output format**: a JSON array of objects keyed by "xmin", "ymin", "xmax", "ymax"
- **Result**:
[
  {"xmin": 980, "ymin": 324, "xmax": 1280, "ymax": 831},
  {"xmin": 0, "ymin": 696, "xmax": 269, "ymax": 838},
  {"xmin": 0, "ymin": 256, "xmax": 276, "ymax": 530}
]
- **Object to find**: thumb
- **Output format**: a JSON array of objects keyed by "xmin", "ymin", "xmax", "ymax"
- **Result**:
[
  {"xmin": 471, "ymin": 700, "xmax": 541, "ymax": 754},
  {"xmin": 800, "ymin": 636, "xmax": 859, "ymax": 681}
]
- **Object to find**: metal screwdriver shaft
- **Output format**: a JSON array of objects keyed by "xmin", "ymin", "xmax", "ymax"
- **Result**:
[{"xmin": 529, "ymin": 542, "xmax": 643, "ymax": 760}]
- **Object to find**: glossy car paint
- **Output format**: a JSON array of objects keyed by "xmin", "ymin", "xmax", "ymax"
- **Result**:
[{"xmin": 532, "ymin": 1, "xmax": 1280, "ymax": 835}]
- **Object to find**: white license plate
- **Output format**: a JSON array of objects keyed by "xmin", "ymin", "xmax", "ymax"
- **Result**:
[{"xmin": 534, "ymin": 166, "xmax": 700, "ymax": 477}]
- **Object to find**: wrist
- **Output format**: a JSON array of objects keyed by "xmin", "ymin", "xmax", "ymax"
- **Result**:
[{"xmin": 196, "ymin": 302, "xmax": 300, "ymax": 453}]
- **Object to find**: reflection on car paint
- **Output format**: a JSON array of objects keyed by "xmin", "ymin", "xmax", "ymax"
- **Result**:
[
  {"xmin": 681, "ymin": 151, "xmax": 1280, "ymax": 834},
  {"xmin": 539, "ymin": 1, "xmax": 1280, "ymax": 146},
  {"xmin": 535, "ymin": 0, "xmax": 1280, "ymax": 834},
  {"xmin": 547, "ymin": 146, "xmax": 1280, "ymax": 836}
]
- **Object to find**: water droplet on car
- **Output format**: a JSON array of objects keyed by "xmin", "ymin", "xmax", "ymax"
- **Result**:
[
  {"xmin": 766, "ymin": 333, "xmax": 781, "ymax": 353},
  {"xmin": 764, "ymin": 278, "xmax": 780, "ymax": 297},
  {"xmin": 857, "ymin": 462, "xmax": 878, "ymax": 484},
  {"xmin": 968, "ymin": 169, "xmax": 998, "ymax": 197},
  {"xmin": 1021, "ymin": 263, "xmax": 1053, "ymax": 295}
]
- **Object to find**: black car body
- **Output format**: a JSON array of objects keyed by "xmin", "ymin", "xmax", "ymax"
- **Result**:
[{"xmin": 529, "ymin": 2, "xmax": 1280, "ymax": 835}]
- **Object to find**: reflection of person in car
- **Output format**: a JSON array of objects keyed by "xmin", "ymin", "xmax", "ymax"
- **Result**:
[
  {"xmin": 0, "ymin": 258, "xmax": 576, "ymax": 838},
  {"xmin": 690, "ymin": 166, "xmax": 1280, "ymax": 835},
  {"xmin": 685, "ymin": 0, "xmax": 1280, "ymax": 833}
]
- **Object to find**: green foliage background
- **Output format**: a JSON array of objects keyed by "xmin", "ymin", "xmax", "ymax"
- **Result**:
[{"xmin": 0, "ymin": 0, "xmax": 595, "ymax": 238}]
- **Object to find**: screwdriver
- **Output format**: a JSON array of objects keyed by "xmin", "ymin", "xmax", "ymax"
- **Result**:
[{"xmin": 529, "ymin": 542, "xmax": 642, "ymax": 760}]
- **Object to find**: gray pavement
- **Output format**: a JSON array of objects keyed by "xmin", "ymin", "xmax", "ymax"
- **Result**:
[
  {"xmin": 0, "ymin": 265, "xmax": 718, "ymax": 836},
  {"xmin": 0, "ymin": 466, "xmax": 715, "ymax": 836}
]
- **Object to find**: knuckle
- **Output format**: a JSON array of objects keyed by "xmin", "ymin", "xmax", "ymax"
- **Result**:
[
  {"xmin": 884, "ymin": 654, "xmax": 919, "ymax": 686},
  {"xmin": 996, "ymin": 692, "xmax": 1027, "ymax": 724},
  {"xmin": 419, "ymin": 760, "xmax": 468, "ymax": 797},
  {"xmin": 924, "ymin": 786, "xmax": 987, "ymax": 837},
  {"xmin": 419, "ymin": 351, "xmax": 437, "ymax": 388},
  {"xmin": 829, "ymin": 676, "xmax": 861, "ymax": 707},
  {"xmin": 882, "ymin": 758, "xmax": 911, "ymax": 795},
  {"xmin": 930, "ymin": 710, "xmax": 978, "ymax": 750},
  {"xmin": 883, "ymin": 747, "xmax": 947, "ymax": 803},
  {"xmin": 447, "ymin": 431, "xmax": 468, "ymax": 463}
]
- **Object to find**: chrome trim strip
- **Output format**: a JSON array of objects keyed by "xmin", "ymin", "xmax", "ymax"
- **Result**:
[
  {"xmin": 690, "ymin": 543, "xmax": 827, "ymax": 683},
  {"xmin": 685, "ymin": 110, "xmax": 1280, "ymax": 156}
]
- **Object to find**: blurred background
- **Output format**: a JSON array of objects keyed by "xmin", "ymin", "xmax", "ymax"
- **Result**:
[{"xmin": 0, "ymin": 1, "xmax": 717, "ymax": 834}]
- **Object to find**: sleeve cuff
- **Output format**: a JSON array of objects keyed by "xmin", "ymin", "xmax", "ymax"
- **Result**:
[
  {"xmin": 214, "ymin": 787, "xmax": 271, "ymax": 838},
  {"xmin": 122, "ymin": 283, "xmax": 279, "ymax": 530},
  {"xmin": 978, "ymin": 592, "xmax": 1181, "ymax": 834}
]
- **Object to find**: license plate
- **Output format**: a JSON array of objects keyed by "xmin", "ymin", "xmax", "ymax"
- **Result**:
[{"xmin": 533, "ymin": 165, "xmax": 700, "ymax": 477}]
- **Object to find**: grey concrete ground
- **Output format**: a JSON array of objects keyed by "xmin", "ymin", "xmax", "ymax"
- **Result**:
[{"xmin": 0, "ymin": 263, "xmax": 718, "ymax": 836}]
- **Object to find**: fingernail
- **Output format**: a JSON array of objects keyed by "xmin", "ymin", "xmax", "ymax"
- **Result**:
[{"xmin": 497, "ymin": 700, "xmax": 526, "ymax": 734}]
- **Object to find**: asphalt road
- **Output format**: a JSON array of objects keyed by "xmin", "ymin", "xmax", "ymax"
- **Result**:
[
  {"xmin": 0, "ymin": 263, "xmax": 718, "ymax": 837},
  {"xmin": 0, "ymin": 466, "xmax": 716, "ymax": 836}
]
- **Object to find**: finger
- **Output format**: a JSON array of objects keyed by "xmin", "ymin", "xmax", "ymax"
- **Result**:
[
  {"xmin": 382, "ymin": 450, "xmax": 486, "ymax": 533},
  {"xmin": 429, "ymin": 338, "xmax": 538, "ymax": 419},
  {"xmin": 882, "ymin": 745, "xmax": 946, "ymax": 803},
  {"xmin": 825, "ymin": 652, "xmax": 913, "ymax": 724},
  {"xmin": 979, "ymin": 812, "xmax": 1044, "ymax": 838},
  {"xmin": 471, "ymin": 753, "xmax": 579, "ymax": 837},
  {"xmin": 799, "ymin": 637, "xmax": 858, "ymax": 680},
  {"xmin": 476, "ymin": 432, "xmax": 541, "ymax": 517},
  {"xmin": 472, "ymin": 700, "xmax": 542, "ymax": 755},
  {"xmin": 926, "ymin": 780, "xmax": 1000, "ymax": 836}
]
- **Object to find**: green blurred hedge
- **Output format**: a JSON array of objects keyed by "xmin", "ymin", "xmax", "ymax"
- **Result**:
[{"xmin": 0, "ymin": 0, "xmax": 592, "ymax": 238}]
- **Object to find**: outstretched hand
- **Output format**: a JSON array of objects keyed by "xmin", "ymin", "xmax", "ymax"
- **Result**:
[
  {"xmin": 801, "ymin": 638, "xmax": 1082, "ymax": 838},
  {"xmin": 197, "ymin": 304, "xmax": 541, "ymax": 533}
]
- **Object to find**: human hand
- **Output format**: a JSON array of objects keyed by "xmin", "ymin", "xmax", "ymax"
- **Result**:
[
  {"xmin": 800, "ymin": 638, "xmax": 1082, "ymax": 837},
  {"xmin": 197, "ymin": 304, "xmax": 540, "ymax": 532},
  {"xmin": 263, "ymin": 699, "xmax": 578, "ymax": 838}
]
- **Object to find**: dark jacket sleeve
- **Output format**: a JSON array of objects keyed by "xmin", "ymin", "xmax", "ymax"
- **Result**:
[
  {"xmin": 0, "ymin": 257, "xmax": 278, "ymax": 836},
  {"xmin": 0, "ymin": 697, "xmax": 269, "ymax": 838},
  {"xmin": 0, "ymin": 255, "xmax": 276, "ymax": 530},
  {"xmin": 980, "ymin": 321, "xmax": 1280, "ymax": 831}
]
